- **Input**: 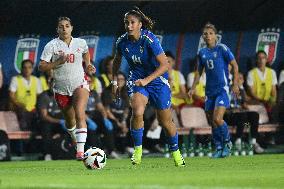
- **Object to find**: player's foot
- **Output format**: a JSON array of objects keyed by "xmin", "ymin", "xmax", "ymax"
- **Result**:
[
  {"xmin": 131, "ymin": 146, "xmax": 142, "ymax": 165},
  {"xmin": 222, "ymin": 141, "xmax": 232, "ymax": 158},
  {"xmin": 171, "ymin": 149, "xmax": 185, "ymax": 167},
  {"xmin": 76, "ymin": 151, "xmax": 84, "ymax": 161},
  {"xmin": 211, "ymin": 149, "xmax": 223, "ymax": 158}
]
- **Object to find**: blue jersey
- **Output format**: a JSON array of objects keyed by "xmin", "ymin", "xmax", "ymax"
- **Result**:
[
  {"xmin": 116, "ymin": 29, "xmax": 168, "ymax": 86},
  {"xmin": 198, "ymin": 43, "xmax": 235, "ymax": 97}
]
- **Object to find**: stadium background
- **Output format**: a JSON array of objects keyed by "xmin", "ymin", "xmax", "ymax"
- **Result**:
[
  {"xmin": 0, "ymin": 0, "xmax": 284, "ymax": 85},
  {"xmin": 0, "ymin": 1, "xmax": 284, "ymax": 188}
]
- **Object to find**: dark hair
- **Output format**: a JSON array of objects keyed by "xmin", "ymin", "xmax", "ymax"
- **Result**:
[
  {"xmin": 256, "ymin": 50, "xmax": 267, "ymax": 57},
  {"xmin": 57, "ymin": 16, "xmax": 72, "ymax": 26},
  {"xmin": 202, "ymin": 22, "xmax": 217, "ymax": 34},
  {"xmin": 165, "ymin": 51, "xmax": 175, "ymax": 59},
  {"xmin": 100, "ymin": 55, "xmax": 114, "ymax": 74},
  {"xmin": 124, "ymin": 6, "xmax": 154, "ymax": 31},
  {"xmin": 117, "ymin": 71, "xmax": 126, "ymax": 79},
  {"xmin": 21, "ymin": 59, "xmax": 33, "ymax": 69}
]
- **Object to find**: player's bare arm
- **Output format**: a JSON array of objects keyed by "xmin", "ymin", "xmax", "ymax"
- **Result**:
[
  {"xmin": 230, "ymin": 59, "xmax": 240, "ymax": 96},
  {"xmin": 135, "ymin": 53, "xmax": 168, "ymax": 87},
  {"xmin": 38, "ymin": 53, "xmax": 68, "ymax": 72},
  {"xmin": 9, "ymin": 91, "xmax": 26, "ymax": 109},
  {"xmin": 83, "ymin": 52, "xmax": 96, "ymax": 74},
  {"xmin": 188, "ymin": 66, "xmax": 203, "ymax": 99},
  {"xmin": 112, "ymin": 52, "xmax": 122, "ymax": 95}
]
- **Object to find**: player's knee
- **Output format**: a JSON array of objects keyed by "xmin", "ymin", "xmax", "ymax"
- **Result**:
[{"xmin": 132, "ymin": 106, "xmax": 145, "ymax": 117}]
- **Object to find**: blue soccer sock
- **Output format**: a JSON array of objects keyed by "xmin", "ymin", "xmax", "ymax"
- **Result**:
[
  {"xmin": 130, "ymin": 128, "xmax": 144, "ymax": 147},
  {"xmin": 220, "ymin": 121, "xmax": 231, "ymax": 143},
  {"xmin": 167, "ymin": 132, "xmax": 179, "ymax": 152},
  {"xmin": 212, "ymin": 127, "xmax": 223, "ymax": 150}
]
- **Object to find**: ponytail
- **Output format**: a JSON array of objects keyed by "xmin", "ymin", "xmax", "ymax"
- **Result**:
[{"xmin": 125, "ymin": 6, "xmax": 155, "ymax": 31}]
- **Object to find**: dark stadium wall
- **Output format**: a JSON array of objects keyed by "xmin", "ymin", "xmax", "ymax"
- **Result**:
[{"xmin": 1, "ymin": 1, "xmax": 284, "ymax": 85}]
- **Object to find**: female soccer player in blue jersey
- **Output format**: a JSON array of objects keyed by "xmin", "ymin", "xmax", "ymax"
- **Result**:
[
  {"xmin": 112, "ymin": 7, "xmax": 185, "ymax": 167},
  {"xmin": 188, "ymin": 23, "xmax": 239, "ymax": 158}
]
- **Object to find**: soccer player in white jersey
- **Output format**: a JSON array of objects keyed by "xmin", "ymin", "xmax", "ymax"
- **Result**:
[{"xmin": 38, "ymin": 17, "xmax": 96, "ymax": 160}]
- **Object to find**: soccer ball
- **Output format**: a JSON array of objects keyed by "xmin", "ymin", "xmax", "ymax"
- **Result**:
[{"xmin": 83, "ymin": 147, "xmax": 107, "ymax": 170}]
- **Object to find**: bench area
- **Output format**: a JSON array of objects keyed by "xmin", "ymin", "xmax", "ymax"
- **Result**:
[
  {"xmin": 177, "ymin": 106, "xmax": 281, "ymax": 135},
  {"xmin": 0, "ymin": 111, "xmax": 32, "ymax": 140},
  {"xmin": 0, "ymin": 107, "xmax": 281, "ymax": 141}
]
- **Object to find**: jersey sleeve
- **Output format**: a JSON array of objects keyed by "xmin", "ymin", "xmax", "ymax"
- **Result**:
[
  {"xmin": 279, "ymin": 70, "xmax": 284, "ymax": 86},
  {"xmin": 82, "ymin": 39, "xmax": 89, "ymax": 54},
  {"xmin": 178, "ymin": 71, "xmax": 186, "ymax": 85},
  {"xmin": 187, "ymin": 72, "xmax": 195, "ymax": 88},
  {"xmin": 36, "ymin": 77, "xmax": 43, "ymax": 94},
  {"xmin": 146, "ymin": 32, "xmax": 164, "ymax": 56},
  {"xmin": 9, "ymin": 76, "xmax": 18, "ymax": 92},
  {"xmin": 246, "ymin": 70, "xmax": 254, "ymax": 87},
  {"xmin": 220, "ymin": 44, "xmax": 235, "ymax": 63},
  {"xmin": 40, "ymin": 42, "xmax": 53, "ymax": 62}
]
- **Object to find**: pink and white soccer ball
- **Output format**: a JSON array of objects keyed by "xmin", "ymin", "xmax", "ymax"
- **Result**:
[{"xmin": 83, "ymin": 147, "xmax": 107, "ymax": 170}]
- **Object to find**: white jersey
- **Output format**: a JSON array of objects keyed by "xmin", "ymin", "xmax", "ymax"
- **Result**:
[{"xmin": 40, "ymin": 37, "xmax": 89, "ymax": 95}]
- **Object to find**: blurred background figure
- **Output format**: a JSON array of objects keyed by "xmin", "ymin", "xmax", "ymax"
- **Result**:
[
  {"xmin": 101, "ymin": 71, "xmax": 130, "ymax": 154},
  {"xmin": 99, "ymin": 56, "xmax": 114, "ymax": 90},
  {"xmin": 187, "ymin": 59, "xmax": 206, "ymax": 108},
  {"xmin": 86, "ymin": 80, "xmax": 121, "ymax": 159},
  {"xmin": 165, "ymin": 51, "xmax": 187, "ymax": 127},
  {"xmin": 39, "ymin": 69, "xmax": 54, "ymax": 93},
  {"xmin": 0, "ymin": 62, "xmax": 5, "ymax": 110},
  {"xmin": 277, "ymin": 65, "xmax": 284, "ymax": 124},
  {"xmin": 87, "ymin": 60, "xmax": 103, "ymax": 97},
  {"xmin": 224, "ymin": 73, "xmax": 264, "ymax": 153},
  {"xmin": 9, "ymin": 59, "xmax": 42, "ymax": 131},
  {"xmin": 246, "ymin": 50, "xmax": 278, "ymax": 122},
  {"xmin": 37, "ymin": 77, "xmax": 70, "ymax": 160}
]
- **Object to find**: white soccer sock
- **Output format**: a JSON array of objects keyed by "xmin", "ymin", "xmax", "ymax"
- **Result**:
[
  {"xmin": 67, "ymin": 125, "xmax": 77, "ymax": 143},
  {"xmin": 75, "ymin": 128, "xmax": 87, "ymax": 152},
  {"xmin": 235, "ymin": 138, "xmax": 241, "ymax": 144},
  {"xmin": 251, "ymin": 138, "xmax": 256, "ymax": 145}
]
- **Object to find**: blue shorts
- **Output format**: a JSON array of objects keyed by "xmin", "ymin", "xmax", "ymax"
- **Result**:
[
  {"xmin": 127, "ymin": 81, "xmax": 171, "ymax": 110},
  {"xmin": 205, "ymin": 90, "xmax": 229, "ymax": 111}
]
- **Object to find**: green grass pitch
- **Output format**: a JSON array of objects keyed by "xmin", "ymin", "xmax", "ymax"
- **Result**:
[{"xmin": 0, "ymin": 154, "xmax": 284, "ymax": 189}]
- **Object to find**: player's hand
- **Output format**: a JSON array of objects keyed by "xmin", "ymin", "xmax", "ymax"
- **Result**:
[
  {"xmin": 111, "ymin": 80, "xmax": 119, "ymax": 98},
  {"xmin": 187, "ymin": 89, "xmax": 195, "ymax": 99},
  {"xmin": 86, "ymin": 64, "xmax": 96, "ymax": 74},
  {"xmin": 121, "ymin": 126, "xmax": 129, "ymax": 134},
  {"xmin": 232, "ymin": 84, "xmax": 240, "ymax": 96},
  {"xmin": 134, "ymin": 79, "xmax": 149, "ymax": 87},
  {"xmin": 56, "ymin": 53, "xmax": 68, "ymax": 65}
]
